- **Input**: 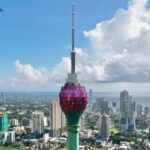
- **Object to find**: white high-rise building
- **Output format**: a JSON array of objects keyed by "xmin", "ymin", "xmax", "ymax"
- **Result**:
[
  {"xmin": 43, "ymin": 116, "xmax": 48, "ymax": 127},
  {"xmin": 0, "ymin": 131, "xmax": 15, "ymax": 144},
  {"xmin": 50, "ymin": 100, "xmax": 66, "ymax": 137},
  {"xmin": 31, "ymin": 112, "xmax": 45, "ymax": 134},
  {"xmin": 97, "ymin": 114, "xmax": 110, "ymax": 139},
  {"xmin": 120, "ymin": 90, "xmax": 136, "ymax": 132}
]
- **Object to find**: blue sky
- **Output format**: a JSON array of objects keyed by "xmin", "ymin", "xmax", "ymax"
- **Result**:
[
  {"xmin": 0, "ymin": 0, "xmax": 127, "ymax": 70},
  {"xmin": 1, "ymin": 0, "xmax": 150, "ymax": 92}
]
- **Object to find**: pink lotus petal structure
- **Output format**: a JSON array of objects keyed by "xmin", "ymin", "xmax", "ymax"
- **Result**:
[{"xmin": 60, "ymin": 83, "xmax": 87, "ymax": 112}]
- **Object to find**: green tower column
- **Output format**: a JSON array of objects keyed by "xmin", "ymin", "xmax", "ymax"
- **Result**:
[{"xmin": 67, "ymin": 124, "xmax": 80, "ymax": 150}]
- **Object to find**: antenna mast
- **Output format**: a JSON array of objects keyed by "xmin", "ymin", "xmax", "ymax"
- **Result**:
[{"xmin": 71, "ymin": 3, "xmax": 76, "ymax": 74}]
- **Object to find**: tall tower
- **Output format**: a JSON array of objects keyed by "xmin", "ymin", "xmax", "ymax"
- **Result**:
[
  {"xmin": 120, "ymin": 90, "xmax": 136, "ymax": 132},
  {"xmin": 50, "ymin": 100, "xmax": 66, "ymax": 137},
  {"xmin": 31, "ymin": 112, "xmax": 45, "ymax": 134},
  {"xmin": 97, "ymin": 114, "xmax": 110, "ymax": 139},
  {"xmin": 1, "ymin": 92, "xmax": 6, "ymax": 104},
  {"xmin": 59, "ymin": 3, "xmax": 87, "ymax": 150}
]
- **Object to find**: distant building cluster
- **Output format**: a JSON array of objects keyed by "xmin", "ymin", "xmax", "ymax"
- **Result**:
[{"xmin": 0, "ymin": 90, "xmax": 150, "ymax": 149}]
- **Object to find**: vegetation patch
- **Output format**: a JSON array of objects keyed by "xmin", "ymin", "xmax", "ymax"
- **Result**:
[
  {"xmin": 110, "ymin": 128, "xmax": 119, "ymax": 134},
  {"xmin": 0, "ymin": 147, "xmax": 16, "ymax": 150}
]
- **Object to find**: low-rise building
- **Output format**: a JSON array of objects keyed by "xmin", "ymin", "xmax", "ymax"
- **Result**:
[{"xmin": 9, "ymin": 118, "xmax": 19, "ymax": 127}]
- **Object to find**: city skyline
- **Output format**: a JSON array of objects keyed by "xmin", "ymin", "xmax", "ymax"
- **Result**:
[{"xmin": 1, "ymin": 0, "xmax": 150, "ymax": 92}]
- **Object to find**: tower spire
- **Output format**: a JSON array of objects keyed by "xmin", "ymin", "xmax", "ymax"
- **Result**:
[
  {"xmin": 72, "ymin": 3, "xmax": 75, "ymax": 52},
  {"xmin": 71, "ymin": 2, "xmax": 76, "ymax": 74}
]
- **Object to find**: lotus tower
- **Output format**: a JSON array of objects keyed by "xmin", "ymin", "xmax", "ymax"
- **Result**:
[{"xmin": 59, "ymin": 3, "xmax": 87, "ymax": 150}]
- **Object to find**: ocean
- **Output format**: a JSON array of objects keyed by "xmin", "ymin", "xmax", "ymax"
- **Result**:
[{"xmin": 5, "ymin": 92, "xmax": 150, "ymax": 107}]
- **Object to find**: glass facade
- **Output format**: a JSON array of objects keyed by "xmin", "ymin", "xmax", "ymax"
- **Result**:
[{"xmin": 0, "ymin": 114, "xmax": 8, "ymax": 132}]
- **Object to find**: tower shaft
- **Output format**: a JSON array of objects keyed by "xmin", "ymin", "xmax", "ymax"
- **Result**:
[
  {"xmin": 68, "ymin": 125, "xmax": 79, "ymax": 150},
  {"xmin": 71, "ymin": 51, "xmax": 75, "ymax": 74}
]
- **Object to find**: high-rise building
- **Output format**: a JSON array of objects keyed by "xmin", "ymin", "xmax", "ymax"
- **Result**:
[
  {"xmin": 0, "ymin": 131, "xmax": 15, "ymax": 144},
  {"xmin": 80, "ymin": 115, "xmax": 85, "ymax": 130},
  {"xmin": 120, "ymin": 90, "xmax": 136, "ymax": 132},
  {"xmin": 43, "ymin": 116, "xmax": 48, "ymax": 127},
  {"xmin": 144, "ymin": 107, "xmax": 150, "ymax": 116},
  {"xmin": 50, "ymin": 100, "xmax": 66, "ymax": 137},
  {"xmin": 88, "ymin": 89, "xmax": 93, "ymax": 103},
  {"xmin": 130, "ymin": 101, "xmax": 136, "ymax": 130},
  {"xmin": 31, "ymin": 112, "xmax": 45, "ymax": 134},
  {"xmin": 7, "ymin": 131, "xmax": 15, "ymax": 143},
  {"xmin": 21, "ymin": 117, "xmax": 30, "ymax": 126},
  {"xmin": 86, "ymin": 89, "xmax": 93, "ymax": 114},
  {"xmin": 1, "ymin": 92, "xmax": 5, "ymax": 104},
  {"xmin": 112, "ymin": 102, "xmax": 117, "ymax": 107},
  {"xmin": 97, "ymin": 114, "xmax": 110, "ymax": 139},
  {"xmin": 137, "ymin": 104, "xmax": 142, "ymax": 117},
  {"xmin": 0, "ymin": 113, "xmax": 8, "ymax": 132},
  {"xmin": 96, "ymin": 98, "xmax": 109, "ymax": 114}
]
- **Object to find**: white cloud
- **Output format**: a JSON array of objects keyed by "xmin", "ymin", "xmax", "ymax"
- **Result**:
[
  {"xmin": 49, "ymin": 57, "xmax": 71, "ymax": 83},
  {"xmin": 13, "ymin": 60, "xmax": 48, "ymax": 84},
  {"xmin": 11, "ymin": 0, "xmax": 150, "ymax": 89},
  {"xmin": 84, "ymin": 0, "xmax": 150, "ymax": 52},
  {"xmin": 82, "ymin": 0, "xmax": 150, "ymax": 83},
  {"xmin": 11, "ymin": 58, "xmax": 71, "ymax": 86}
]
